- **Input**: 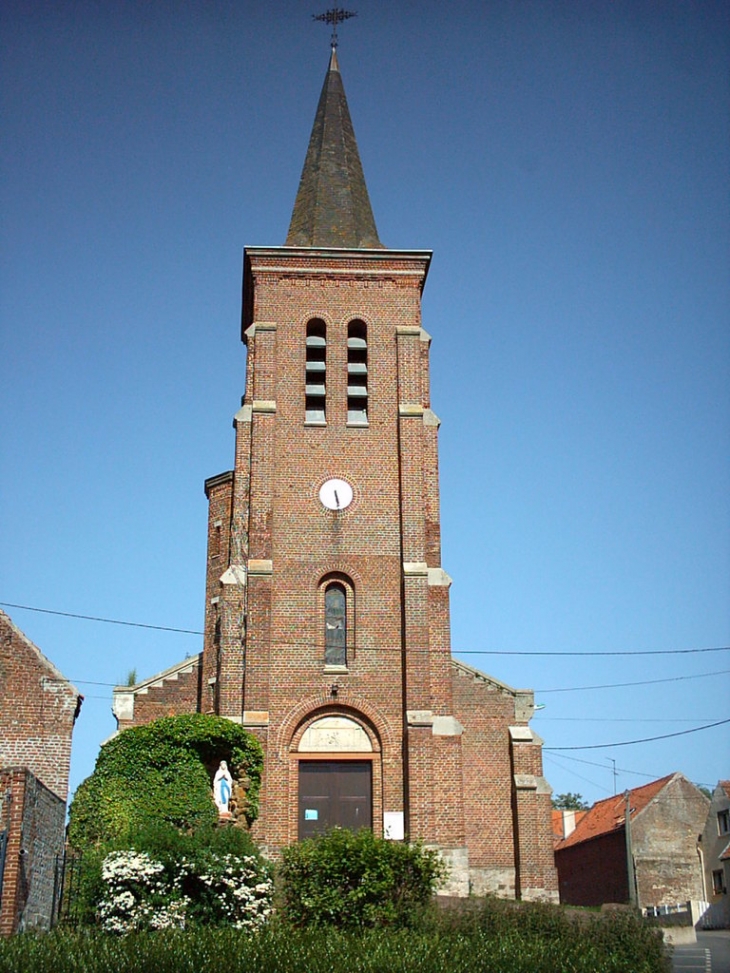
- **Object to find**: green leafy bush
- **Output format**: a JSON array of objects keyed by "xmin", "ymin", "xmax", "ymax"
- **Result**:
[
  {"xmin": 68, "ymin": 714, "xmax": 263, "ymax": 850},
  {"xmin": 278, "ymin": 828, "xmax": 445, "ymax": 929}
]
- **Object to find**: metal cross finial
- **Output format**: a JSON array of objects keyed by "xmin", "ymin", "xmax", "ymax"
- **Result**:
[{"xmin": 312, "ymin": 7, "xmax": 357, "ymax": 48}]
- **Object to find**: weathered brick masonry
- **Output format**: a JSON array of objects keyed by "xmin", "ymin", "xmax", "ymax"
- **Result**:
[
  {"xmin": 0, "ymin": 769, "xmax": 67, "ymax": 935},
  {"xmin": 0, "ymin": 611, "xmax": 80, "ymax": 801},
  {"xmin": 112, "ymin": 49, "xmax": 558, "ymax": 901},
  {"xmin": 0, "ymin": 611, "xmax": 81, "ymax": 933}
]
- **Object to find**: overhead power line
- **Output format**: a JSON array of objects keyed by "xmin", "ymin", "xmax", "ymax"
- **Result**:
[
  {"xmin": 0, "ymin": 602, "xmax": 202, "ymax": 636},
  {"xmin": 544, "ymin": 717, "xmax": 730, "ymax": 751},
  {"xmin": 457, "ymin": 646, "xmax": 729, "ymax": 657},
  {"xmin": 536, "ymin": 716, "xmax": 724, "ymax": 724},
  {"xmin": 2, "ymin": 601, "xmax": 728, "ymax": 660},
  {"xmin": 543, "ymin": 751, "xmax": 716, "ymax": 790},
  {"xmin": 534, "ymin": 668, "xmax": 730, "ymax": 693},
  {"xmin": 543, "ymin": 753, "xmax": 609, "ymax": 794}
]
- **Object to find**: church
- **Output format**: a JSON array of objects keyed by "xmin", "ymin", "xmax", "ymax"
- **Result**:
[{"xmin": 113, "ymin": 45, "xmax": 558, "ymax": 901}]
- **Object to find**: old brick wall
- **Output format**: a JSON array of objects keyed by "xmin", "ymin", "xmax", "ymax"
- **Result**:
[
  {"xmin": 632, "ymin": 775, "xmax": 709, "ymax": 908},
  {"xmin": 452, "ymin": 668, "xmax": 519, "ymax": 896},
  {"xmin": 0, "ymin": 768, "xmax": 66, "ymax": 935},
  {"xmin": 556, "ymin": 830, "xmax": 629, "ymax": 906},
  {"xmin": 452, "ymin": 665, "xmax": 558, "ymax": 900},
  {"xmin": 0, "ymin": 612, "xmax": 79, "ymax": 802}
]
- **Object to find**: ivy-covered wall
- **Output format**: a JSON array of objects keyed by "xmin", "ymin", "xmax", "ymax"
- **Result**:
[{"xmin": 68, "ymin": 714, "xmax": 263, "ymax": 850}]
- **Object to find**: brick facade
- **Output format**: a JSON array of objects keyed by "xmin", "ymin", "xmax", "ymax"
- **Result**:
[
  {"xmin": 0, "ymin": 611, "xmax": 81, "ymax": 934},
  {"xmin": 112, "ymin": 246, "xmax": 559, "ymax": 901}
]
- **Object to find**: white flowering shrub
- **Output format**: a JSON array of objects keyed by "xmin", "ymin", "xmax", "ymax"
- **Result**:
[
  {"xmin": 98, "ymin": 850, "xmax": 187, "ymax": 934},
  {"xmin": 97, "ymin": 847, "xmax": 273, "ymax": 934},
  {"xmin": 181, "ymin": 853, "xmax": 274, "ymax": 929}
]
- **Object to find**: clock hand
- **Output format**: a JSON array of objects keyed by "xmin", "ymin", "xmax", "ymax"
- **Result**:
[{"xmin": 334, "ymin": 489, "xmax": 340, "ymax": 508}]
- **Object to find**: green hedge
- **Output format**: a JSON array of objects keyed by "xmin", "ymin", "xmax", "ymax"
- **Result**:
[
  {"xmin": 278, "ymin": 828, "xmax": 445, "ymax": 929},
  {"xmin": 68, "ymin": 714, "xmax": 263, "ymax": 849}
]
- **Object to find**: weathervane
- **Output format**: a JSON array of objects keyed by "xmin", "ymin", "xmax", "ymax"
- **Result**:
[{"xmin": 312, "ymin": 7, "xmax": 357, "ymax": 48}]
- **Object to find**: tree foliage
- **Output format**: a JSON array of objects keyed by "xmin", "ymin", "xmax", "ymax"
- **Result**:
[
  {"xmin": 551, "ymin": 792, "xmax": 590, "ymax": 810},
  {"xmin": 68, "ymin": 714, "xmax": 263, "ymax": 850}
]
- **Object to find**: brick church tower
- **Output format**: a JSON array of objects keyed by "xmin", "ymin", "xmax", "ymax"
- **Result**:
[{"xmin": 114, "ymin": 48, "xmax": 558, "ymax": 901}]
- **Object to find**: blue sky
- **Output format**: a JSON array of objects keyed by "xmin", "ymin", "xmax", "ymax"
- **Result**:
[{"xmin": 1, "ymin": 1, "xmax": 728, "ymax": 808}]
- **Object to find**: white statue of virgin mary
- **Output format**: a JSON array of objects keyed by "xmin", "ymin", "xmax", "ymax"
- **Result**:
[{"xmin": 213, "ymin": 760, "xmax": 233, "ymax": 815}]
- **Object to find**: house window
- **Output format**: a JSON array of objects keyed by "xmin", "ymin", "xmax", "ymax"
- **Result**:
[
  {"xmin": 347, "ymin": 320, "xmax": 368, "ymax": 425},
  {"xmin": 324, "ymin": 583, "xmax": 347, "ymax": 667},
  {"xmin": 305, "ymin": 319, "xmax": 327, "ymax": 423},
  {"xmin": 718, "ymin": 809, "xmax": 730, "ymax": 835},
  {"xmin": 712, "ymin": 869, "xmax": 726, "ymax": 895}
]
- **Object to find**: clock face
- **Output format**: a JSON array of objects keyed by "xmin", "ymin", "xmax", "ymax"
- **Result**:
[{"xmin": 319, "ymin": 478, "xmax": 353, "ymax": 511}]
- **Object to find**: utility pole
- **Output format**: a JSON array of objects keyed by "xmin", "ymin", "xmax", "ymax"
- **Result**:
[{"xmin": 624, "ymin": 790, "xmax": 638, "ymax": 908}]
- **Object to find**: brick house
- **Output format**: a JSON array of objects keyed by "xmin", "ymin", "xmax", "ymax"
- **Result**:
[
  {"xmin": 0, "ymin": 610, "xmax": 82, "ymax": 934},
  {"xmin": 112, "ymin": 47, "xmax": 558, "ymax": 901},
  {"xmin": 554, "ymin": 773, "xmax": 709, "ymax": 909},
  {"xmin": 699, "ymin": 781, "xmax": 730, "ymax": 928}
]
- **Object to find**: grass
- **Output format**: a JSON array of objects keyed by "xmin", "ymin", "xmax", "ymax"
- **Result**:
[{"xmin": 0, "ymin": 899, "xmax": 670, "ymax": 973}]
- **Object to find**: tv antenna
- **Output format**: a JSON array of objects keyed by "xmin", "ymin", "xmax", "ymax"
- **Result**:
[{"xmin": 313, "ymin": 7, "xmax": 357, "ymax": 48}]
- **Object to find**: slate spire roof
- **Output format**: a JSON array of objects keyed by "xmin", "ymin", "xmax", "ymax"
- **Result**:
[{"xmin": 286, "ymin": 48, "xmax": 383, "ymax": 249}]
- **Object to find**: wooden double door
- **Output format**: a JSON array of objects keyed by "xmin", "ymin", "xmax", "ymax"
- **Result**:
[{"xmin": 298, "ymin": 760, "xmax": 372, "ymax": 839}]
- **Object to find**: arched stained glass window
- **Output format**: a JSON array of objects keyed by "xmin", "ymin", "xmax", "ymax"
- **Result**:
[{"xmin": 324, "ymin": 583, "xmax": 347, "ymax": 667}]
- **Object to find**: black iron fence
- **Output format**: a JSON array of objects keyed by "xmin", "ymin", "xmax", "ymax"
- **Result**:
[{"xmin": 51, "ymin": 850, "xmax": 84, "ymax": 927}]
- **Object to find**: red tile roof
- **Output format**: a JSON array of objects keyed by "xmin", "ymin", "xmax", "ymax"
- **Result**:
[
  {"xmin": 720, "ymin": 781, "xmax": 730, "ymax": 801},
  {"xmin": 555, "ymin": 774, "xmax": 677, "ymax": 850}
]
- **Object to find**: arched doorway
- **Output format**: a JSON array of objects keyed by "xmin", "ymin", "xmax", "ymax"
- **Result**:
[{"xmin": 297, "ymin": 716, "xmax": 374, "ymax": 839}]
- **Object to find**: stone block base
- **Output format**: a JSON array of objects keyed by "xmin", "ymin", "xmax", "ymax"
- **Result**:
[{"xmin": 468, "ymin": 866, "xmax": 517, "ymax": 899}]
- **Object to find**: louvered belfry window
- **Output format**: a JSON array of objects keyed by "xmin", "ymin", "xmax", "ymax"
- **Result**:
[
  {"xmin": 305, "ymin": 319, "xmax": 327, "ymax": 422},
  {"xmin": 324, "ymin": 583, "xmax": 347, "ymax": 666},
  {"xmin": 347, "ymin": 320, "xmax": 368, "ymax": 424}
]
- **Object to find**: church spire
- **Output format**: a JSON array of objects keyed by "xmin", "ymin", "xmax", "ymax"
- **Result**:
[{"xmin": 286, "ymin": 48, "xmax": 383, "ymax": 249}]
